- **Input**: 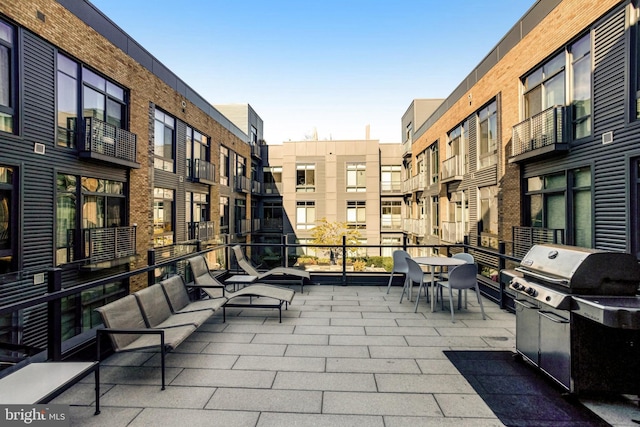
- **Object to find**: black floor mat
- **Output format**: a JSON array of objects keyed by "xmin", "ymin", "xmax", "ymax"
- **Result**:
[{"xmin": 444, "ymin": 350, "xmax": 611, "ymax": 427}]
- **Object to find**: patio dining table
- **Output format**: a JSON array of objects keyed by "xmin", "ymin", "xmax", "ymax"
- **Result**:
[{"xmin": 412, "ymin": 256, "xmax": 466, "ymax": 312}]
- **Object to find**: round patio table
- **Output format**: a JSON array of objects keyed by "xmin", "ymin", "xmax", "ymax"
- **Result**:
[{"xmin": 412, "ymin": 256, "xmax": 466, "ymax": 312}]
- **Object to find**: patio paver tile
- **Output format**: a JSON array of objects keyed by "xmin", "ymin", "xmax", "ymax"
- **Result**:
[
  {"xmin": 273, "ymin": 372, "xmax": 377, "ymax": 391},
  {"xmin": 129, "ymin": 408, "xmax": 259, "ymax": 427},
  {"xmin": 206, "ymin": 388, "xmax": 322, "ymax": 413},
  {"xmin": 323, "ymin": 391, "xmax": 442, "ymax": 416},
  {"xmin": 257, "ymin": 413, "xmax": 384, "ymax": 427}
]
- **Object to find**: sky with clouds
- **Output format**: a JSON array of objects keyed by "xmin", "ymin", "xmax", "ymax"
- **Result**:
[{"xmin": 90, "ymin": 0, "xmax": 535, "ymax": 144}]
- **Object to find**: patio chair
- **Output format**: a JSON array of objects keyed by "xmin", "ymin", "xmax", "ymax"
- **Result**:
[
  {"xmin": 187, "ymin": 255, "xmax": 295, "ymax": 322},
  {"xmin": 436, "ymin": 263, "xmax": 486, "ymax": 323},
  {"xmin": 405, "ymin": 257, "xmax": 431, "ymax": 306},
  {"xmin": 231, "ymin": 245, "xmax": 310, "ymax": 293},
  {"xmin": 385, "ymin": 250, "xmax": 411, "ymax": 295}
]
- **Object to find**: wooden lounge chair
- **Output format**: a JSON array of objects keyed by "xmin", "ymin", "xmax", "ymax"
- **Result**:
[
  {"xmin": 231, "ymin": 245, "xmax": 309, "ymax": 293},
  {"xmin": 187, "ymin": 255, "xmax": 295, "ymax": 322}
]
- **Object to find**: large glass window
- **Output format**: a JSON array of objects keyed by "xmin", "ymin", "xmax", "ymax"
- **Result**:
[
  {"xmin": 57, "ymin": 53, "xmax": 127, "ymax": 148},
  {"xmin": 381, "ymin": 165, "xmax": 401, "ymax": 192},
  {"xmin": 153, "ymin": 187, "xmax": 174, "ymax": 247},
  {"xmin": 347, "ymin": 201, "xmax": 366, "ymax": 229},
  {"xmin": 346, "ymin": 163, "xmax": 366, "ymax": 192},
  {"xmin": 296, "ymin": 163, "xmax": 315, "ymax": 192},
  {"xmin": 264, "ymin": 166, "xmax": 282, "ymax": 194},
  {"xmin": 381, "ymin": 201, "xmax": 401, "ymax": 230},
  {"xmin": 219, "ymin": 196, "xmax": 229, "ymax": 231},
  {"xmin": 220, "ymin": 146, "xmax": 229, "ymax": 186},
  {"xmin": 478, "ymin": 101, "xmax": 497, "ymax": 168},
  {"xmin": 154, "ymin": 109, "xmax": 175, "ymax": 171},
  {"xmin": 0, "ymin": 20, "xmax": 14, "ymax": 133},
  {"xmin": 524, "ymin": 53, "xmax": 565, "ymax": 118},
  {"xmin": 264, "ymin": 202, "xmax": 283, "ymax": 230},
  {"xmin": 0, "ymin": 166, "xmax": 15, "ymax": 273},
  {"xmin": 428, "ymin": 143, "xmax": 438, "ymax": 184},
  {"xmin": 571, "ymin": 34, "xmax": 591, "ymax": 139},
  {"xmin": 186, "ymin": 126, "xmax": 210, "ymax": 179},
  {"xmin": 525, "ymin": 169, "xmax": 591, "ymax": 247},
  {"xmin": 296, "ymin": 201, "xmax": 315, "ymax": 229}
]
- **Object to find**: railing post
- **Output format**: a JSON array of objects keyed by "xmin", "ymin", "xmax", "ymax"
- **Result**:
[
  {"xmin": 47, "ymin": 268, "xmax": 62, "ymax": 361},
  {"xmin": 498, "ymin": 242, "xmax": 506, "ymax": 309},
  {"xmin": 282, "ymin": 234, "xmax": 288, "ymax": 268},
  {"xmin": 342, "ymin": 235, "xmax": 347, "ymax": 286},
  {"xmin": 147, "ymin": 249, "xmax": 156, "ymax": 286}
]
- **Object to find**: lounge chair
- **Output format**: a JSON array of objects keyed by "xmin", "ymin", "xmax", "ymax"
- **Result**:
[
  {"xmin": 187, "ymin": 255, "xmax": 295, "ymax": 322},
  {"xmin": 231, "ymin": 245, "xmax": 310, "ymax": 293}
]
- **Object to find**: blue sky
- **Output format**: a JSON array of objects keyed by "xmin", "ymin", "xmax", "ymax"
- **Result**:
[{"xmin": 90, "ymin": 0, "xmax": 534, "ymax": 144}]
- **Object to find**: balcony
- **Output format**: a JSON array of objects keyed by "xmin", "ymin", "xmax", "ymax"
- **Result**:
[
  {"xmin": 511, "ymin": 106, "xmax": 567, "ymax": 163},
  {"xmin": 234, "ymin": 176, "xmax": 251, "ymax": 193},
  {"xmin": 381, "ymin": 181, "xmax": 402, "ymax": 194},
  {"xmin": 80, "ymin": 117, "xmax": 139, "ymax": 168},
  {"xmin": 441, "ymin": 221, "xmax": 465, "ymax": 243},
  {"xmin": 402, "ymin": 138, "xmax": 412, "ymax": 158},
  {"xmin": 186, "ymin": 221, "xmax": 216, "ymax": 241},
  {"xmin": 402, "ymin": 218, "xmax": 425, "ymax": 236},
  {"xmin": 235, "ymin": 219, "xmax": 251, "ymax": 235},
  {"xmin": 251, "ymin": 180, "xmax": 262, "ymax": 194},
  {"xmin": 263, "ymin": 218, "xmax": 283, "ymax": 231},
  {"xmin": 80, "ymin": 226, "xmax": 136, "ymax": 267},
  {"xmin": 250, "ymin": 143, "xmax": 261, "ymax": 159},
  {"xmin": 441, "ymin": 155, "xmax": 466, "ymax": 183},
  {"xmin": 381, "ymin": 217, "xmax": 402, "ymax": 231},
  {"xmin": 187, "ymin": 159, "xmax": 216, "ymax": 185},
  {"xmin": 263, "ymin": 182, "xmax": 283, "ymax": 195}
]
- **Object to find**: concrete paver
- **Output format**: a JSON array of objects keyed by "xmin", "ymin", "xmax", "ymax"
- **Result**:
[{"xmin": 51, "ymin": 284, "xmax": 635, "ymax": 426}]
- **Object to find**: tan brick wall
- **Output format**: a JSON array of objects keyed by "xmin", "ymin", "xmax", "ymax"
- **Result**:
[
  {"xmin": 411, "ymin": 0, "xmax": 624, "ymax": 244},
  {"xmin": 2, "ymin": 0, "xmax": 249, "ymax": 270}
]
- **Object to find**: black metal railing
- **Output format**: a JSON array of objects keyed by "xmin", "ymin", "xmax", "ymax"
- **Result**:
[
  {"xmin": 512, "ymin": 226, "xmax": 564, "ymax": 259},
  {"xmin": 82, "ymin": 117, "xmax": 137, "ymax": 165},
  {"xmin": 234, "ymin": 176, "xmax": 251, "ymax": 193},
  {"xmin": 187, "ymin": 159, "xmax": 215, "ymax": 184},
  {"xmin": 511, "ymin": 106, "xmax": 565, "ymax": 157},
  {"xmin": 82, "ymin": 226, "xmax": 136, "ymax": 263},
  {"xmin": 186, "ymin": 221, "xmax": 216, "ymax": 241}
]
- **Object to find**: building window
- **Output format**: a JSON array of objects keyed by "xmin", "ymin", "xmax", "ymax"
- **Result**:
[
  {"xmin": 56, "ymin": 53, "xmax": 128, "ymax": 148},
  {"xmin": 296, "ymin": 201, "xmax": 315, "ymax": 229},
  {"xmin": 347, "ymin": 201, "xmax": 366, "ymax": 229},
  {"xmin": 523, "ymin": 53, "xmax": 565, "ymax": 118},
  {"xmin": 430, "ymin": 196, "xmax": 439, "ymax": 236},
  {"xmin": 381, "ymin": 201, "xmax": 401, "ymax": 230},
  {"xmin": 56, "ymin": 174, "xmax": 126, "ymax": 264},
  {"xmin": 250, "ymin": 125, "xmax": 258, "ymax": 144},
  {"xmin": 381, "ymin": 165, "xmax": 401, "ymax": 192},
  {"xmin": 296, "ymin": 163, "xmax": 315, "ymax": 192},
  {"xmin": 0, "ymin": 20, "xmax": 14, "ymax": 134},
  {"xmin": 186, "ymin": 192, "xmax": 209, "ymax": 225},
  {"xmin": 445, "ymin": 122, "xmax": 468, "ymax": 176},
  {"xmin": 264, "ymin": 166, "xmax": 282, "ymax": 194},
  {"xmin": 220, "ymin": 196, "xmax": 229, "ymax": 231},
  {"xmin": 186, "ymin": 126, "xmax": 211, "ymax": 180},
  {"xmin": 220, "ymin": 146, "xmax": 229, "ymax": 186},
  {"xmin": 405, "ymin": 121, "xmax": 412, "ymax": 142},
  {"xmin": 478, "ymin": 101, "xmax": 497, "ymax": 168},
  {"xmin": 264, "ymin": 201, "xmax": 283, "ymax": 230},
  {"xmin": 153, "ymin": 187, "xmax": 174, "ymax": 247},
  {"xmin": 346, "ymin": 163, "xmax": 366, "ymax": 192},
  {"xmin": 0, "ymin": 166, "xmax": 15, "ymax": 273},
  {"xmin": 428, "ymin": 142, "xmax": 438, "ymax": 184},
  {"xmin": 571, "ymin": 34, "xmax": 591, "ymax": 139},
  {"xmin": 153, "ymin": 109, "xmax": 175, "ymax": 172},
  {"xmin": 525, "ymin": 168, "xmax": 591, "ymax": 247}
]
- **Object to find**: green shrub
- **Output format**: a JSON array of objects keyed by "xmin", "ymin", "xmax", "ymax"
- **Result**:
[{"xmin": 353, "ymin": 259, "xmax": 366, "ymax": 271}]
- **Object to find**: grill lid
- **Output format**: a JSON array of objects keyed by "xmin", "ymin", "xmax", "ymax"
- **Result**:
[{"xmin": 516, "ymin": 244, "xmax": 640, "ymax": 295}]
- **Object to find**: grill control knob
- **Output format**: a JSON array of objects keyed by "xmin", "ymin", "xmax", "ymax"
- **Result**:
[{"xmin": 525, "ymin": 287, "xmax": 537, "ymax": 297}]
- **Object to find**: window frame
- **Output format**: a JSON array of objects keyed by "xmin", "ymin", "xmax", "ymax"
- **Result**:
[
  {"xmin": 296, "ymin": 201, "xmax": 316, "ymax": 230},
  {"xmin": 0, "ymin": 19, "xmax": 16, "ymax": 134},
  {"xmin": 153, "ymin": 187, "xmax": 175, "ymax": 247},
  {"xmin": 346, "ymin": 163, "xmax": 366, "ymax": 192},
  {"xmin": 296, "ymin": 163, "xmax": 316, "ymax": 192},
  {"xmin": 153, "ymin": 109, "xmax": 175, "ymax": 172},
  {"xmin": 346, "ymin": 200, "xmax": 366, "ymax": 229}
]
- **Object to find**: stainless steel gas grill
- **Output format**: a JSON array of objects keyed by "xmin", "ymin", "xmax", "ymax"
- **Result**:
[{"xmin": 502, "ymin": 244, "xmax": 640, "ymax": 395}]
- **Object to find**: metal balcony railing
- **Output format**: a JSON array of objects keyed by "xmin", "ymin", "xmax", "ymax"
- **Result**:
[
  {"xmin": 187, "ymin": 159, "xmax": 215, "ymax": 184},
  {"xmin": 441, "ymin": 221, "xmax": 465, "ymax": 243},
  {"xmin": 251, "ymin": 143, "xmax": 261, "ymax": 159},
  {"xmin": 252, "ymin": 219, "xmax": 261, "ymax": 232},
  {"xmin": 81, "ymin": 226, "xmax": 136, "ymax": 263},
  {"xmin": 263, "ymin": 218, "xmax": 283, "ymax": 231},
  {"xmin": 511, "ymin": 106, "xmax": 565, "ymax": 158},
  {"xmin": 402, "ymin": 219, "xmax": 425, "ymax": 236},
  {"xmin": 512, "ymin": 226, "xmax": 564, "ymax": 259},
  {"xmin": 82, "ymin": 117, "xmax": 137, "ymax": 166},
  {"xmin": 251, "ymin": 180, "xmax": 262, "ymax": 194},
  {"xmin": 234, "ymin": 176, "xmax": 251, "ymax": 193},
  {"xmin": 187, "ymin": 221, "xmax": 216, "ymax": 241},
  {"xmin": 263, "ymin": 182, "xmax": 283, "ymax": 195},
  {"xmin": 381, "ymin": 217, "xmax": 402, "ymax": 230},
  {"xmin": 441, "ymin": 155, "xmax": 466, "ymax": 182},
  {"xmin": 235, "ymin": 219, "xmax": 251, "ymax": 235},
  {"xmin": 381, "ymin": 181, "xmax": 402, "ymax": 193}
]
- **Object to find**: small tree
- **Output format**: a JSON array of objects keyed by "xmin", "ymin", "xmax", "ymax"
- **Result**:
[{"xmin": 310, "ymin": 218, "xmax": 361, "ymax": 264}]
